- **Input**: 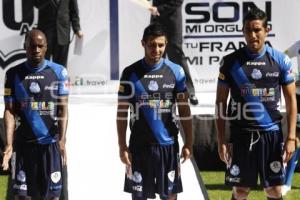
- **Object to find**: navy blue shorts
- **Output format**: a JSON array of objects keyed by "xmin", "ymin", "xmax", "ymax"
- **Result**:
[
  {"xmin": 125, "ymin": 142, "xmax": 183, "ymax": 199},
  {"xmin": 225, "ymin": 127, "xmax": 285, "ymax": 188},
  {"xmin": 12, "ymin": 142, "xmax": 62, "ymax": 198}
]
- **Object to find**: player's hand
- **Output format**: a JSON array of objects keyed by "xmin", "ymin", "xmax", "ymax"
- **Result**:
[
  {"xmin": 181, "ymin": 145, "xmax": 192, "ymax": 164},
  {"xmin": 76, "ymin": 30, "xmax": 83, "ymax": 39},
  {"xmin": 149, "ymin": 6, "xmax": 160, "ymax": 16},
  {"xmin": 59, "ymin": 140, "xmax": 67, "ymax": 166},
  {"xmin": 218, "ymin": 143, "xmax": 232, "ymax": 167},
  {"xmin": 119, "ymin": 146, "xmax": 131, "ymax": 166},
  {"xmin": 1, "ymin": 145, "xmax": 13, "ymax": 171},
  {"xmin": 283, "ymin": 138, "xmax": 296, "ymax": 163}
]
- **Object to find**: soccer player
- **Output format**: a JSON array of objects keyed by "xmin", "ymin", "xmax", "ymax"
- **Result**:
[
  {"xmin": 281, "ymin": 41, "xmax": 300, "ymax": 195},
  {"xmin": 1, "ymin": 29, "xmax": 69, "ymax": 200},
  {"xmin": 148, "ymin": 0, "xmax": 199, "ymax": 105},
  {"xmin": 215, "ymin": 8, "xmax": 297, "ymax": 200},
  {"xmin": 116, "ymin": 23, "xmax": 193, "ymax": 200}
]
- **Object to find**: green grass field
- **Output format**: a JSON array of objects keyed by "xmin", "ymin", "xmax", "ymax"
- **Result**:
[
  {"xmin": 1, "ymin": 172, "xmax": 299, "ymax": 199},
  {"xmin": 201, "ymin": 171, "xmax": 300, "ymax": 200}
]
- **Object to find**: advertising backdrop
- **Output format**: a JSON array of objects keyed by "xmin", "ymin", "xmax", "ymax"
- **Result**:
[{"xmin": 0, "ymin": 0, "xmax": 299, "ymax": 96}]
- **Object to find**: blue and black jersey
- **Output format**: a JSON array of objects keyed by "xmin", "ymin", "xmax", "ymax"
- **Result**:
[
  {"xmin": 218, "ymin": 45, "xmax": 294, "ymax": 131},
  {"xmin": 118, "ymin": 58, "xmax": 187, "ymax": 148},
  {"xmin": 4, "ymin": 60, "xmax": 69, "ymax": 144}
]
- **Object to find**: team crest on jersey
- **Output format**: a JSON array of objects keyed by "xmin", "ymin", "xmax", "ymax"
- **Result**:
[
  {"xmin": 51, "ymin": 171, "xmax": 61, "ymax": 183},
  {"xmin": 29, "ymin": 82, "xmax": 41, "ymax": 93},
  {"xmin": 148, "ymin": 80, "xmax": 158, "ymax": 91},
  {"xmin": 61, "ymin": 68, "xmax": 68, "ymax": 78},
  {"xmin": 230, "ymin": 165, "xmax": 240, "ymax": 176},
  {"xmin": 17, "ymin": 170, "xmax": 26, "ymax": 182},
  {"xmin": 251, "ymin": 69, "xmax": 262, "ymax": 80},
  {"xmin": 270, "ymin": 161, "xmax": 281, "ymax": 173}
]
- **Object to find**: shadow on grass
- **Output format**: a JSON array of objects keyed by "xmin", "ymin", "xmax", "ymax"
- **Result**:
[{"xmin": 205, "ymin": 184, "xmax": 264, "ymax": 191}]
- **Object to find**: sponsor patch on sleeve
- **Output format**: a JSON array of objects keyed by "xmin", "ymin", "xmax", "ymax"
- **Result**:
[
  {"xmin": 218, "ymin": 72, "xmax": 225, "ymax": 80},
  {"xmin": 119, "ymin": 85, "xmax": 125, "ymax": 93},
  {"xmin": 4, "ymin": 88, "xmax": 11, "ymax": 96}
]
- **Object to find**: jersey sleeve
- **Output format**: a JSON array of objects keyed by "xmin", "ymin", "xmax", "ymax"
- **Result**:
[
  {"xmin": 174, "ymin": 66, "xmax": 187, "ymax": 93},
  {"xmin": 118, "ymin": 68, "xmax": 133, "ymax": 100},
  {"xmin": 217, "ymin": 58, "xmax": 229, "ymax": 87},
  {"xmin": 4, "ymin": 69, "xmax": 15, "ymax": 103},
  {"xmin": 280, "ymin": 54, "xmax": 295, "ymax": 85},
  {"xmin": 57, "ymin": 67, "xmax": 70, "ymax": 95}
]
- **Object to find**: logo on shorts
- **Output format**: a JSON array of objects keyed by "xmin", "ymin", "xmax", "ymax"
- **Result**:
[
  {"xmin": 230, "ymin": 165, "xmax": 240, "ymax": 176},
  {"xmin": 51, "ymin": 171, "xmax": 61, "ymax": 183},
  {"xmin": 132, "ymin": 171, "xmax": 142, "ymax": 183},
  {"xmin": 17, "ymin": 170, "xmax": 26, "ymax": 182},
  {"xmin": 168, "ymin": 170, "xmax": 175, "ymax": 182},
  {"xmin": 270, "ymin": 161, "xmax": 281, "ymax": 173}
]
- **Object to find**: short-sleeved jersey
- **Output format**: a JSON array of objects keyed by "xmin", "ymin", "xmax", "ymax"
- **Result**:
[
  {"xmin": 4, "ymin": 60, "xmax": 69, "ymax": 144},
  {"xmin": 218, "ymin": 45, "xmax": 294, "ymax": 131},
  {"xmin": 118, "ymin": 58, "xmax": 187, "ymax": 148}
]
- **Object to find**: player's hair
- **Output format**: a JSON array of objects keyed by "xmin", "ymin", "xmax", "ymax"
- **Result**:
[
  {"xmin": 243, "ymin": 7, "xmax": 268, "ymax": 28},
  {"xmin": 24, "ymin": 28, "xmax": 47, "ymax": 49},
  {"xmin": 142, "ymin": 23, "xmax": 167, "ymax": 42}
]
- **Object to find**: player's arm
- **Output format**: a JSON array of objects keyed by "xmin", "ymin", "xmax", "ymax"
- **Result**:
[
  {"xmin": 57, "ymin": 95, "xmax": 68, "ymax": 166},
  {"xmin": 2, "ymin": 101, "xmax": 16, "ymax": 171},
  {"xmin": 176, "ymin": 91, "xmax": 193, "ymax": 163},
  {"xmin": 215, "ymin": 83, "xmax": 230, "ymax": 165},
  {"xmin": 116, "ymin": 99, "xmax": 131, "ymax": 165},
  {"xmin": 282, "ymin": 82, "xmax": 297, "ymax": 163}
]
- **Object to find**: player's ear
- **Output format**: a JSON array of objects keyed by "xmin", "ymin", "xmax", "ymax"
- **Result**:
[{"xmin": 141, "ymin": 40, "xmax": 145, "ymax": 47}]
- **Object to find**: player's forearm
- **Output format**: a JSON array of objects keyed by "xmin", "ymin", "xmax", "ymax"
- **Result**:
[
  {"xmin": 215, "ymin": 103, "xmax": 227, "ymax": 145},
  {"xmin": 286, "ymin": 100, "xmax": 297, "ymax": 140},
  {"xmin": 178, "ymin": 104, "xmax": 193, "ymax": 147},
  {"xmin": 117, "ymin": 119, "xmax": 128, "ymax": 149},
  {"xmin": 116, "ymin": 103, "xmax": 129, "ymax": 149},
  {"xmin": 3, "ymin": 109, "xmax": 15, "ymax": 146},
  {"xmin": 283, "ymin": 84, "xmax": 297, "ymax": 139},
  {"xmin": 58, "ymin": 98, "xmax": 69, "ymax": 143}
]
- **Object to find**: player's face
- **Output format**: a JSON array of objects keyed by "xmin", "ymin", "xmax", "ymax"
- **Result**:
[
  {"xmin": 26, "ymin": 33, "xmax": 47, "ymax": 67},
  {"xmin": 142, "ymin": 35, "xmax": 167, "ymax": 66},
  {"xmin": 243, "ymin": 19, "xmax": 269, "ymax": 54}
]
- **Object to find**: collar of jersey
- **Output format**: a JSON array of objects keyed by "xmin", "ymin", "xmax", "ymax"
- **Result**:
[
  {"xmin": 25, "ymin": 59, "xmax": 47, "ymax": 73},
  {"xmin": 141, "ymin": 58, "xmax": 164, "ymax": 71},
  {"xmin": 245, "ymin": 45, "xmax": 267, "ymax": 59}
]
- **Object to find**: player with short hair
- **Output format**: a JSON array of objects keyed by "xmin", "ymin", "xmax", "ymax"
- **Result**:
[
  {"xmin": 116, "ymin": 23, "xmax": 193, "ymax": 200},
  {"xmin": 215, "ymin": 8, "xmax": 297, "ymax": 200},
  {"xmin": 1, "ymin": 29, "xmax": 69, "ymax": 200}
]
